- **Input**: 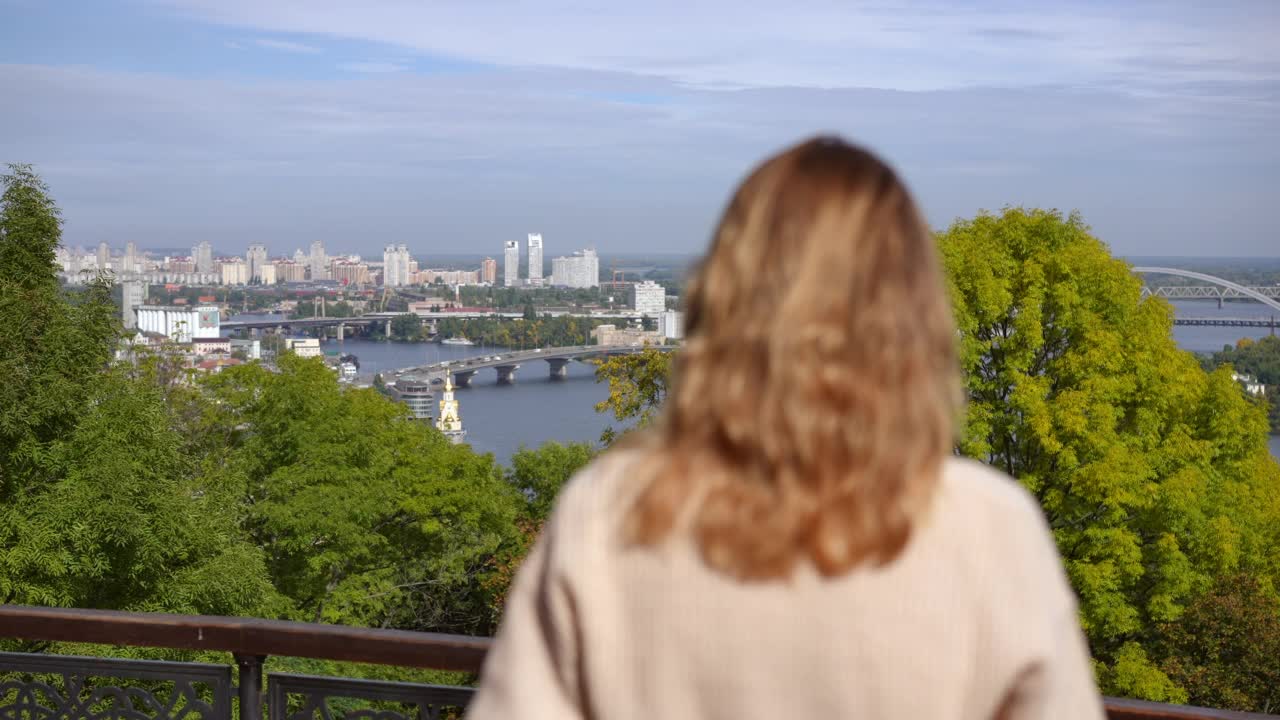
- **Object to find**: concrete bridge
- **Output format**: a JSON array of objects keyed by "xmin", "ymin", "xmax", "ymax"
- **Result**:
[
  {"xmin": 394, "ymin": 344, "xmax": 678, "ymax": 387},
  {"xmin": 223, "ymin": 310, "xmax": 650, "ymax": 339}
]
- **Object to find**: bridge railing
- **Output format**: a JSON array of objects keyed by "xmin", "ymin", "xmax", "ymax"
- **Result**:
[{"xmin": 1, "ymin": 606, "xmax": 1275, "ymax": 719}]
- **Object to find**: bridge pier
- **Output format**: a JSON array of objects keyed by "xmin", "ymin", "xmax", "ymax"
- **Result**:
[
  {"xmin": 547, "ymin": 358, "xmax": 570, "ymax": 380},
  {"xmin": 1218, "ymin": 296, "xmax": 1224, "ymax": 310},
  {"xmin": 385, "ymin": 319, "xmax": 392, "ymax": 338},
  {"xmin": 337, "ymin": 323, "xmax": 344, "ymax": 341},
  {"xmin": 453, "ymin": 370, "xmax": 478, "ymax": 388},
  {"xmin": 495, "ymin": 364, "xmax": 520, "ymax": 385}
]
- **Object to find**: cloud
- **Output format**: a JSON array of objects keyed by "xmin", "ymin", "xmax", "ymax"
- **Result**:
[
  {"xmin": 337, "ymin": 61, "xmax": 407, "ymax": 74},
  {"xmin": 152, "ymin": 0, "xmax": 1278, "ymax": 96},
  {"xmin": 253, "ymin": 37, "xmax": 321, "ymax": 54},
  {"xmin": 1, "ymin": 61, "xmax": 1274, "ymax": 256}
]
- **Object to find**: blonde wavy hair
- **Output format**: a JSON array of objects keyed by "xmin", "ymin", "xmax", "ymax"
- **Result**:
[{"xmin": 624, "ymin": 137, "xmax": 961, "ymax": 580}]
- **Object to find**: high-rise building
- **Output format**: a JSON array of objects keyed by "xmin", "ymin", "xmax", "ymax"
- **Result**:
[
  {"xmin": 293, "ymin": 248, "xmax": 307, "ymax": 265},
  {"xmin": 274, "ymin": 260, "xmax": 307, "ymax": 283},
  {"xmin": 124, "ymin": 242, "xmax": 138, "ymax": 274},
  {"xmin": 527, "ymin": 233, "xmax": 544, "ymax": 286},
  {"xmin": 121, "ymin": 281, "xmax": 146, "ymax": 329},
  {"xmin": 96, "ymin": 242, "xmax": 110, "ymax": 270},
  {"xmin": 192, "ymin": 241, "xmax": 213, "ymax": 274},
  {"xmin": 331, "ymin": 261, "xmax": 371, "ymax": 286},
  {"xmin": 480, "ymin": 257, "xmax": 497, "ymax": 284},
  {"xmin": 246, "ymin": 243, "xmax": 268, "ymax": 282},
  {"xmin": 219, "ymin": 258, "xmax": 249, "ymax": 286},
  {"xmin": 550, "ymin": 248, "xmax": 599, "ymax": 288},
  {"xmin": 503, "ymin": 240, "xmax": 520, "ymax": 287},
  {"xmin": 382, "ymin": 244, "xmax": 411, "ymax": 286},
  {"xmin": 309, "ymin": 241, "xmax": 327, "ymax": 280},
  {"xmin": 259, "ymin": 263, "xmax": 278, "ymax": 285},
  {"xmin": 658, "ymin": 310, "xmax": 684, "ymax": 340},
  {"xmin": 631, "ymin": 280, "xmax": 666, "ymax": 316}
]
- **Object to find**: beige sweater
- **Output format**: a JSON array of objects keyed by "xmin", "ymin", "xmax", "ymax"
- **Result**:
[{"xmin": 468, "ymin": 453, "xmax": 1105, "ymax": 719}]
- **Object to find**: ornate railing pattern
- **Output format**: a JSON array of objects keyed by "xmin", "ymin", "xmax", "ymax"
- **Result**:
[{"xmin": 0, "ymin": 605, "xmax": 1275, "ymax": 720}]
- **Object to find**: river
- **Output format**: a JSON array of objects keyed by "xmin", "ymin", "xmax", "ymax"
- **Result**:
[{"xmin": 230, "ymin": 304, "xmax": 1280, "ymax": 463}]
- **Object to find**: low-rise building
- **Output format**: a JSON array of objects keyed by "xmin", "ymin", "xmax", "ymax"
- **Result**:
[
  {"xmin": 283, "ymin": 338, "xmax": 322, "ymax": 358},
  {"xmin": 389, "ymin": 379, "xmax": 434, "ymax": 420},
  {"xmin": 591, "ymin": 324, "xmax": 664, "ymax": 347},
  {"xmin": 230, "ymin": 338, "xmax": 261, "ymax": 360},
  {"xmin": 191, "ymin": 337, "xmax": 232, "ymax": 356},
  {"xmin": 1232, "ymin": 372, "xmax": 1267, "ymax": 396}
]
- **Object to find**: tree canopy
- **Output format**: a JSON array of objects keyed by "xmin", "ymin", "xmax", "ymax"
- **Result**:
[
  {"xmin": 0, "ymin": 164, "xmax": 277, "ymax": 615},
  {"xmin": 938, "ymin": 207, "xmax": 1280, "ymax": 702}
]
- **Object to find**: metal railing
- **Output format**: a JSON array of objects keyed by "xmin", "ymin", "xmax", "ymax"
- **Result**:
[{"xmin": 0, "ymin": 605, "xmax": 1274, "ymax": 720}]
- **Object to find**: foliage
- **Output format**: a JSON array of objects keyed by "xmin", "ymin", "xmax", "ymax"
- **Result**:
[
  {"xmin": 939, "ymin": 207, "xmax": 1280, "ymax": 698},
  {"xmin": 456, "ymin": 285, "xmax": 618, "ymax": 310},
  {"xmin": 1154, "ymin": 574, "xmax": 1280, "ymax": 714},
  {"xmin": 1203, "ymin": 336, "xmax": 1280, "ymax": 433},
  {"xmin": 389, "ymin": 313, "xmax": 425, "ymax": 341},
  {"xmin": 434, "ymin": 315, "xmax": 609, "ymax": 348},
  {"xmin": 201, "ymin": 353, "xmax": 521, "ymax": 629},
  {"xmin": 505, "ymin": 442, "xmax": 597, "ymax": 521},
  {"xmin": 593, "ymin": 348, "xmax": 672, "ymax": 444},
  {"xmin": 0, "ymin": 164, "xmax": 276, "ymax": 615}
]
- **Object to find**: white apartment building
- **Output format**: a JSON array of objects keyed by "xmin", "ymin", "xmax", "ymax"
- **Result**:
[
  {"xmin": 192, "ymin": 241, "xmax": 213, "ymax": 274},
  {"xmin": 382, "ymin": 244, "xmax": 412, "ymax": 286},
  {"xmin": 259, "ymin": 263, "xmax": 278, "ymax": 285},
  {"xmin": 631, "ymin": 280, "xmax": 666, "ymax": 316},
  {"xmin": 219, "ymin": 258, "xmax": 249, "ymax": 286},
  {"xmin": 527, "ymin": 233, "xmax": 544, "ymax": 286},
  {"xmin": 551, "ymin": 248, "xmax": 599, "ymax": 288},
  {"xmin": 658, "ymin": 310, "xmax": 683, "ymax": 340},
  {"xmin": 309, "ymin": 241, "xmax": 328, "ymax": 280},
  {"xmin": 503, "ymin": 240, "xmax": 520, "ymax": 287},
  {"xmin": 246, "ymin": 243, "xmax": 268, "ymax": 282}
]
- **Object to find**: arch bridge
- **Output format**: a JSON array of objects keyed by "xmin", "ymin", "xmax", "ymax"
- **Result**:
[{"xmin": 1132, "ymin": 267, "xmax": 1280, "ymax": 318}]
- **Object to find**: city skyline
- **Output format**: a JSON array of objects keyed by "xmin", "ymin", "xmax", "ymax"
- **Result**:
[{"xmin": 1, "ymin": 1, "xmax": 1276, "ymax": 256}]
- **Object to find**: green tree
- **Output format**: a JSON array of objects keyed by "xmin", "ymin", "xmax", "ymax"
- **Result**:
[
  {"xmin": 0, "ymin": 164, "xmax": 276, "ymax": 615},
  {"xmin": 505, "ymin": 442, "xmax": 596, "ymax": 520},
  {"xmin": 390, "ymin": 313, "xmax": 422, "ymax": 341},
  {"xmin": 1203, "ymin": 335, "xmax": 1280, "ymax": 433},
  {"xmin": 939, "ymin": 207, "xmax": 1280, "ymax": 697},
  {"xmin": 593, "ymin": 348, "xmax": 672, "ymax": 444},
  {"xmin": 202, "ymin": 354, "xmax": 520, "ymax": 628}
]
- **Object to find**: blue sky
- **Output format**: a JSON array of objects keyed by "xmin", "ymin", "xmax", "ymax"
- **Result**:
[{"xmin": 1, "ymin": 0, "xmax": 1276, "ymax": 257}]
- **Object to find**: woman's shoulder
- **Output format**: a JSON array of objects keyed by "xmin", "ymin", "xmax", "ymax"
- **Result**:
[
  {"xmin": 935, "ymin": 457, "xmax": 1074, "ymax": 606},
  {"xmin": 939, "ymin": 456, "xmax": 1050, "ymax": 528},
  {"xmin": 542, "ymin": 447, "xmax": 649, "ymax": 535}
]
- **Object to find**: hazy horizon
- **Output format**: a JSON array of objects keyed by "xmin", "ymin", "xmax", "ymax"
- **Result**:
[{"xmin": 3, "ymin": 0, "xmax": 1276, "ymax": 257}]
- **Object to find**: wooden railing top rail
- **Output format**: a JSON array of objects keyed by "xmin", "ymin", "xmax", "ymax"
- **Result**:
[
  {"xmin": 0, "ymin": 605, "xmax": 1274, "ymax": 719},
  {"xmin": 0, "ymin": 605, "xmax": 490, "ymax": 673}
]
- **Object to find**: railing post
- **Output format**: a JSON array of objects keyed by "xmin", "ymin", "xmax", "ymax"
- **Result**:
[{"xmin": 235, "ymin": 653, "xmax": 266, "ymax": 720}]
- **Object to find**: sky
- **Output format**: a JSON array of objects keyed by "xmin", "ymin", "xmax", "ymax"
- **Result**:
[{"xmin": 1, "ymin": 0, "xmax": 1277, "ymax": 258}]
